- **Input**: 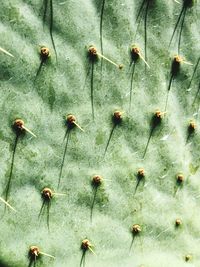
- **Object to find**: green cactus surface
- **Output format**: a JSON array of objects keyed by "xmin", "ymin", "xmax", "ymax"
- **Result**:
[{"xmin": 0, "ymin": 0, "xmax": 200, "ymax": 266}]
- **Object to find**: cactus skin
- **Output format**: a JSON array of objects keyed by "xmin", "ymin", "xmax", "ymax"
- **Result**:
[{"xmin": 0, "ymin": 0, "xmax": 200, "ymax": 267}]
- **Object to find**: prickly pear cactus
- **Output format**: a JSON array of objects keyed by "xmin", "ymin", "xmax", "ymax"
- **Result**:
[{"xmin": 0, "ymin": 0, "xmax": 200, "ymax": 266}]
